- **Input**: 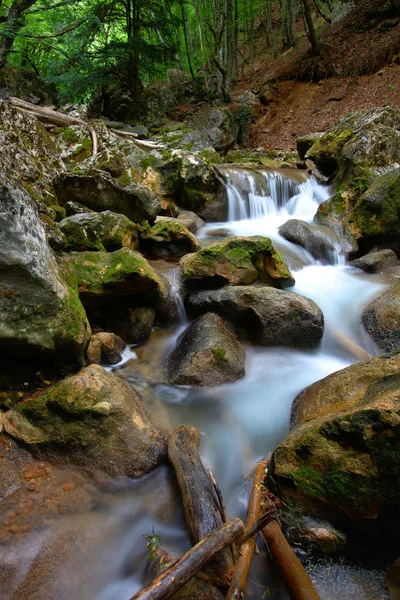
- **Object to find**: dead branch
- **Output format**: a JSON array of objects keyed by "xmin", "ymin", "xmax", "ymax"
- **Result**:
[
  {"xmin": 168, "ymin": 425, "xmax": 235, "ymax": 587},
  {"xmin": 226, "ymin": 458, "xmax": 268, "ymax": 599}
]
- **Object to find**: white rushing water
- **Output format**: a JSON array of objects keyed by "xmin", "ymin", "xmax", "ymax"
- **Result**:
[{"xmin": 11, "ymin": 167, "xmax": 388, "ymax": 600}]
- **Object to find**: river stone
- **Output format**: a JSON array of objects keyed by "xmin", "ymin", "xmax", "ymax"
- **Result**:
[
  {"xmin": 58, "ymin": 211, "xmax": 139, "ymax": 252},
  {"xmin": 104, "ymin": 305, "xmax": 155, "ymax": 343},
  {"xmin": 0, "ymin": 178, "xmax": 91, "ymax": 365},
  {"xmin": 186, "ymin": 286, "xmax": 324, "ymax": 349},
  {"xmin": 296, "ymin": 132, "xmax": 324, "ymax": 161},
  {"xmin": 86, "ymin": 332, "xmax": 126, "ymax": 364},
  {"xmin": 279, "ymin": 219, "xmax": 340, "ymax": 262},
  {"xmin": 349, "ymin": 249, "xmax": 399, "ymax": 273},
  {"xmin": 186, "ymin": 106, "xmax": 238, "ymax": 151},
  {"xmin": 306, "ymin": 107, "xmax": 400, "ymax": 179},
  {"xmin": 362, "ymin": 283, "xmax": 400, "ymax": 352},
  {"xmin": 166, "ymin": 312, "xmax": 246, "ymax": 386},
  {"xmin": 3, "ymin": 364, "xmax": 166, "ymax": 478},
  {"xmin": 269, "ymin": 351, "xmax": 400, "ymax": 541},
  {"xmin": 140, "ymin": 218, "xmax": 201, "ymax": 260},
  {"xmin": 64, "ymin": 247, "xmax": 167, "ymax": 308},
  {"xmin": 53, "ymin": 170, "xmax": 162, "ymax": 222},
  {"xmin": 176, "ymin": 210, "xmax": 205, "ymax": 234},
  {"xmin": 181, "ymin": 236, "xmax": 295, "ymax": 290}
]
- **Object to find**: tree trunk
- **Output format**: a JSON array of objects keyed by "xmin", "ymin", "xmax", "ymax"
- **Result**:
[
  {"xmin": 300, "ymin": 0, "xmax": 321, "ymax": 55},
  {"xmin": 0, "ymin": 0, "xmax": 38, "ymax": 66}
]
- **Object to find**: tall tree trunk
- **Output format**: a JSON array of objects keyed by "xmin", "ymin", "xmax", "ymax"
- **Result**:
[
  {"xmin": 180, "ymin": 0, "xmax": 195, "ymax": 78},
  {"xmin": 281, "ymin": 0, "xmax": 296, "ymax": 49},
  {"xmin": 265, "ymin": 0, "xmax": 276, "ymax": 54},
  {"xmin": 300, "ymin": 0, "xmax": 320, "ymax": 55},
  {"xmin": 0, "ymin": 0, "xmax": 38, "ymax": 66}
]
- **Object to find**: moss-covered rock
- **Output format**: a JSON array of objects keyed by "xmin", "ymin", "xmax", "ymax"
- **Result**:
[
  {"xmin": 296, "ymin": 132, "xmax": 324, "ymax": 161},
  {"xmin": 269, "ymin": 351, "xmax": 400, "ymax": 543},
  {"xmin": 53, "ymin": 170, "xmax": 162, "ymax": 222},
  {"xmin": 64, "ymin": 247, "xmax": 167, "ymax": 308},
  {"xmin": 186, "ymin": 285, "xmax": 324, "ymax": 349},
  {"xmin": 362, "ymin": 282, "xmax": 400, "ymax": 352},
  {"xmin": 3, "ymin": 364, "xmax": 166, "ymax": 478},
  {"xmin": 140, "ymin": 217, "xmax": 201, "ymax": 259},
  {"xmin": 181, "ymin": 236, "xmax": 294, "ymax": 289},
  {"xmin": 166, "ymin": 312, "xmax": 245, "ymax": 386},
  {"xmin": 186, "ymin": 106, "xmax": 238, "ymax": 151},
  {"xmin": 306, "ymin": 107, "xmax": 400, "ymax": 180},
  {"xmin": 104, "ymin": 305, "xmax": 155, "ymax": 343},
  {"xmin": 0, "ymin": 177, "xmax": 91, "ymax": 366},
  {"xmin": 58, "ymin": 211, "xmax": 139, "ymax": 252}
]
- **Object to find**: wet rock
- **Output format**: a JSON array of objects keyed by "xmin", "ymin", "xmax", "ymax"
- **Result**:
[
  {"xmin": 236, "ymin": 90, "xmax": 262, "ymax": 118},
  {"xmin": 181, "ymin": 236, "xmax": 295, "ymax": 290},
  {"xmin": 3, "ymin": 364, "xmax": 166, "ymax": 478},
  {"xmin": 362, "ymin": 282, "xmax": 400, "ymax": 352},
  {"xmin": 349, "ymin": 249, "xmax": 399, "ymax": 273},
  {"xmin": 282, "ymin": 510, "xmax": 347, "ymax": 555},
  {"xmin": 296, "ymin": 132, "xmax": 324, "ymax": 161},
  {"xmin": 269, "ymin": 351, "xmax": 400, "ymax": 542},
  {"xmin": 58, "ymin": 211, "xmax": 139, "ymax": 252},
  {"xmin": 64, "ymin": 247, "xmax": 167, "ymax": 308},
  {"xmin": 86, "ymin": 332, "xmax": 126, "ymax": 364},
  {"xmin": 186, "ymin": 106, "xmax": 238, "ymax": 151},
  {"xmin": 306, "ymin": 107, "xmax": 400, "ymax": 179},
  {"xmin": 140, "ymin": 218, "xmax": 201, "ymax": 259},
  {"xmin": 54, "ymin": 170, "xmax": 162, "ymax": 222},
  {"xmin": 64, "ymin": 200, "xmax": 93, "ymax": 216},
  {"xmin": 176, "ymin": 210, "xmax": 205, "ymax": 234},
  {"xmin": 279, "ymin": 219, "xmax": 341, "ymax": 262},
  {"xmin": 166, "ymin": 313, "xmax": 245, "ymax": 386},
  {"xmin": 104, "ymin": 305, "xmax": 155, "ymax": 343},
  {"xmin": 0, "ymin": 178, "xmax": 91, "ymax": 366},
  {"xmin": 186, "ymin": 286, "xmax": 324, "ymax": 349}
]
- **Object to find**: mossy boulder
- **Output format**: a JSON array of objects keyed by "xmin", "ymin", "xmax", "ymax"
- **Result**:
[
  {"xmin": 362, "ymin": 282, "xmax": 400, "ymax": 352},
  {"xmin": 53, "ymin": 170, "xmax": 162, "ymax": 222},
  {"xmin": 186, "ymin": 286, "xmax": 324, "ymax": 349},
  {"xmin": 58, "ymin": 211, "xmax": 139, "ymax": 252},
  {"xmin": 166, "ymin": 312, "xmax": 245, "ymax": 386},
  {"xmin": 181, "ymin": 236, "xmax": 295, "ymax": 289},
  {"xmin": 64, "ymin": 247, "xmax": 167, "ymax": 308},
  {"xmin": 2, "ymin": 364, "xmax": 166, "ymax": 478},
  {"xmin": 306, "ymin": 107, "xmax": 400, "ymax": 180},
  {"xmin": 268, "ymin": 351, "xmax": 400, "ymax": 543},
  {"xmin": 186, "ymin": 106, "xmax": 238, "ymax": 151},
  {"xmin": 297, "ymin": 132, "xmax": 324, "ymax": 161},
  {"xmin": 140, "ymin": 218, "xmax": 201, "ymax": 259},
  {"xmin": 0, "ymin": 178, "xmax": 91, "ymax": 366}
]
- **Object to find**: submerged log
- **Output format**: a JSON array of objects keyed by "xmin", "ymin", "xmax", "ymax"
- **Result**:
[
  {"xmin": 261, "ymin": 485, "xmax": 320, "ymax": 600},
  {"xmin": 168, "ymin": 425, "xmax": 235, "ymax": 587},
  {"xmin": 130, "ymin": 518, "xmax": 245, "ymax": 600},
  {"xmin": 226, "ymin": 459, "xmax": 268, "ymax": 599}
]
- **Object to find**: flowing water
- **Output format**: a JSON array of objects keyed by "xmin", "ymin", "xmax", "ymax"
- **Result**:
[{"xmin": 3, "ymin": 167, "xmax": 391, "ymax": 599}]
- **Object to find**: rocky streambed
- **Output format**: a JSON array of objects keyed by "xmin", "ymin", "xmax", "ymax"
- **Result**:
[{"xmin": 1, "ymin": 101, "xmax": 400, "ymax": 599}]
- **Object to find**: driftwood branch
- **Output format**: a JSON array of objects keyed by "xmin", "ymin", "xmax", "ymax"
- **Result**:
[
  {"xmin": 226, "ymin": 459, "xmax": 268, "ymax": 599},
  {"xmin": 130, "ymin": 518, "xmax": 245, "ymax": 600},
  {"xmin": 8, "ymin": 96, "xmax": 98, "ymax": 156},
  {"xmin": 109, "ymin": 127, "xmax": 165, "ymax": 149},
  {"xmin": 261, "ymin": 475, "xmax": 320, "ymax": 600},
  {"xmin": 168, "ymin": 425, "xmax": 235, "ymax": 587}
]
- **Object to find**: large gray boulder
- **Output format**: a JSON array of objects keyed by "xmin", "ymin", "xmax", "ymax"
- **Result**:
[
  {"xmin": 186, "ymin": 106, "xmax": 238, "ymax": 151},
  {"xmin": 279, "ymin": 219, "xmax": 340, "ymax": 262},
  {"xmin": 0, "ymin": 178, "xmax": 90, "ymax": 365},
  {"xmin": 166, "ymin": 312, "xmax": 246, "ymax": 386},
  {"xmin": 54, "ymin": 170, "xmax": 162, "ymax": 222},
  {"xmin": 349, "ymin": 249, "xmax": 399, "ymax": 273},
  {"xmin": 3, "ymin": 364, "xmax": 166, "ymax": 478},
  {"xmin": 362, "ymin": 282, "xmax": 400, "ymax": 352},
  {"xmin": 186, "ymin": 286, "xmax": 324, "ymax": 349}
]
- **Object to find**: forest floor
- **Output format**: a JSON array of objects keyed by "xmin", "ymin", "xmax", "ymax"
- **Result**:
[{"xmin": 229, "ymin": 0, "xmax": 400, "ymax": 151}]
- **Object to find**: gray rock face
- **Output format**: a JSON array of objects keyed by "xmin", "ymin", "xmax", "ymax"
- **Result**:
[
  {"xmin": 0, "ymin": 178, "xmax": 90, "ymax": 364},
  {"xmin": 58, "ymin": 211, "xmax": 139, "ymax": 252},
  {"xmin": 350, "ymin": 249, "xmax": 399, "ymax": 273},
  {"xmin": 186, "ymin": 106, "xmax": 238, "ymax": 151},
  {"xmin": 186, "ymin": 286, "xmax": 324, "ymax": 349},
  {"xmin": 176, "ymin": 211, "xmax": 205, "ymax": 234},
  {"xmin": 279, "ymin": 219, "xmax": 341, "ymax": 262},
  {"xmin": 362, "ymin": 282, "xmax": 400, "ymax": 352},
  {"xmin": 54, "ymin": 170, "xmax": 162, "ymax": 222},
  {"xmin": 166, "ymin": 312, "xmax": 246, "ymax": 386},
  {"xmin": 236, "ymin": 91, "xmax": 261, "ymax": 118},
  {"xmin": 3, "ymin": 364, "xmax": 166, "ymax": 479}
]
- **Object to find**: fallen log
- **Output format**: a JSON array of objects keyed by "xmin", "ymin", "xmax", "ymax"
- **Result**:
[
  {"xmin": 329, "ymin": 327, "xmax": 370, "ymax": 361},
  {"xmin": 9, "ymin": 96, "xmax": 98, "ymax": 155},
  {"xmin": 130, "ymin": 518, "xmax": 244, "ymax": 600},
  {"xmin": 226, "ymin": 458, "xmax": 268, "ymax": 599},
  {"xmin": 109, "ymin": 128, "xmax": 166, "ymax": 149},
  {"xmin": 131, "ymin": 514, "xmax": 275, "ymax": 600},
  {"xmin": 261, "ymin": 483, "xmax": 320, "ymax": 600},
  {"xmin": 168, "ymin": 425, "xmax": 235, "ymax": 587}
]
